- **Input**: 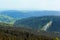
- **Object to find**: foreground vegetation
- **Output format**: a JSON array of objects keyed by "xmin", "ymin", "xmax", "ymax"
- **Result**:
[{"xmin": 0, "ymin": 22, "xmax": 60, "ymax": 40}]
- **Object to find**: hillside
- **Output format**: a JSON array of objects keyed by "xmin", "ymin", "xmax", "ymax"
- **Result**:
[
  {"xmin": 14, "ymin": 16, "xmax": 60, "ymax": 32},
  {"xmin": 0, "ymin": 14, "xmax": 15, "ymax": 24},
  {"xmin": 0, "ymin": 10, "xmax": 60, "ymax": 40},
  {"xmin": 0, "ymin": 22, "xmax": 60, "ymax": 40},
  {"xmin": 0, "ymin": 10, "xmax": 60, "ymax": 19},
  {"xmin": 0, "ymin": 10, "xmax": 28, "ymax": 19}
]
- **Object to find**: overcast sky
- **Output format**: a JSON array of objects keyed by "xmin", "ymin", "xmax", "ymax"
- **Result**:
[{"xmin": 0, "ymin": 0, "xmax": 60, "ymax": 11}]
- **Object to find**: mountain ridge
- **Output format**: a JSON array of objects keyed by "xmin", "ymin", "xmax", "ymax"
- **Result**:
[
  {"xmin": 14, "ymin": 16, "xmax": 60, "ymax": 32},
  {"xmin": 0, "ymin": 10, "xmax": 60, "ymax": 19}
]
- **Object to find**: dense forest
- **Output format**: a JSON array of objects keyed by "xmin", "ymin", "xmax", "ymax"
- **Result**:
[
  {"xmin": 14, "ymin": 16, "xmax": 60, "ymax": 32},
  {"xmin": 0, "ymin": 22, "xmax": 60, "ymax": 40}
]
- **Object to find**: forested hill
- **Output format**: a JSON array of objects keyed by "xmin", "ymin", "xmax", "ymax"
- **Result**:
[{"xmin": 14, "ymin": 16, "xmax": 60, "ymax": 32}]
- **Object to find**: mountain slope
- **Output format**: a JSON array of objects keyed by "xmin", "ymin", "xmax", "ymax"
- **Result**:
[
  {"xmin": 0, "ymin": 10, "xmax": 27, "ymax": 19},
  {"xmin": 0, "ymin": 14, "xmax": 15, "ymax": 24},
  {"xmin": 0, "ymin": 10, "xmax": 60, "ymax": 19},
  {"xmin": 14, "ymin": 16, "xmax": 60, "ymax": 32}
]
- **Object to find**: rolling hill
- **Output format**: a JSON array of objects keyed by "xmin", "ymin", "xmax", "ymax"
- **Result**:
[
  {"xmin": 0, "ymin": 14, "xmax": 15, "ymax": 24},
  {"xmin": 14, "ymin": 16, "xmax": 60, "ymax": 32},
  {"xmin": 0, "ymin": 10, "xmax": 60, "ymax": 19},
  {"xmin": 0, "ymin": 10, "xmax": 60, "ymax": 32},
  {"xmin": 0, "ymin": 10, "xmax": 28, "ymax": 19},
  {"xmin": 0, "ymin": 10, "xmax": 60, "ymax": 40}
]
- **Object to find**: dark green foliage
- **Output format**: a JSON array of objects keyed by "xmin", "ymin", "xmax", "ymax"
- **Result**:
[
  {"xmin": 0, "ymin": 21, "xmax": 60, "ymax": 40},
  {"xmin": 14, "ymin": 16, "xmax": 60, "ymax": 32},
  {"xmin": 14, "ymin": 16, "xmax": 51, "ymax": 29}
]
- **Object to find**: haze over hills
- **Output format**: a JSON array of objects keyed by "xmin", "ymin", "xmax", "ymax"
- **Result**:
[
  {"xmin": 0, "ymin": 10, "xmax": 60, "ymax": 19},
  {"xmin": 0, "ymin": 10, "xmax": 60, "ymax": 32},
  {"xmin": 0, "ymin": 10, "xmax": 26, "ymax": 18}
]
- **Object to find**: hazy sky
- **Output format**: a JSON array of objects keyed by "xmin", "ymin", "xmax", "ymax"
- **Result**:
[{"xmin": 0, "ymin": 0, "xmax": 60, "ymax": 10}]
